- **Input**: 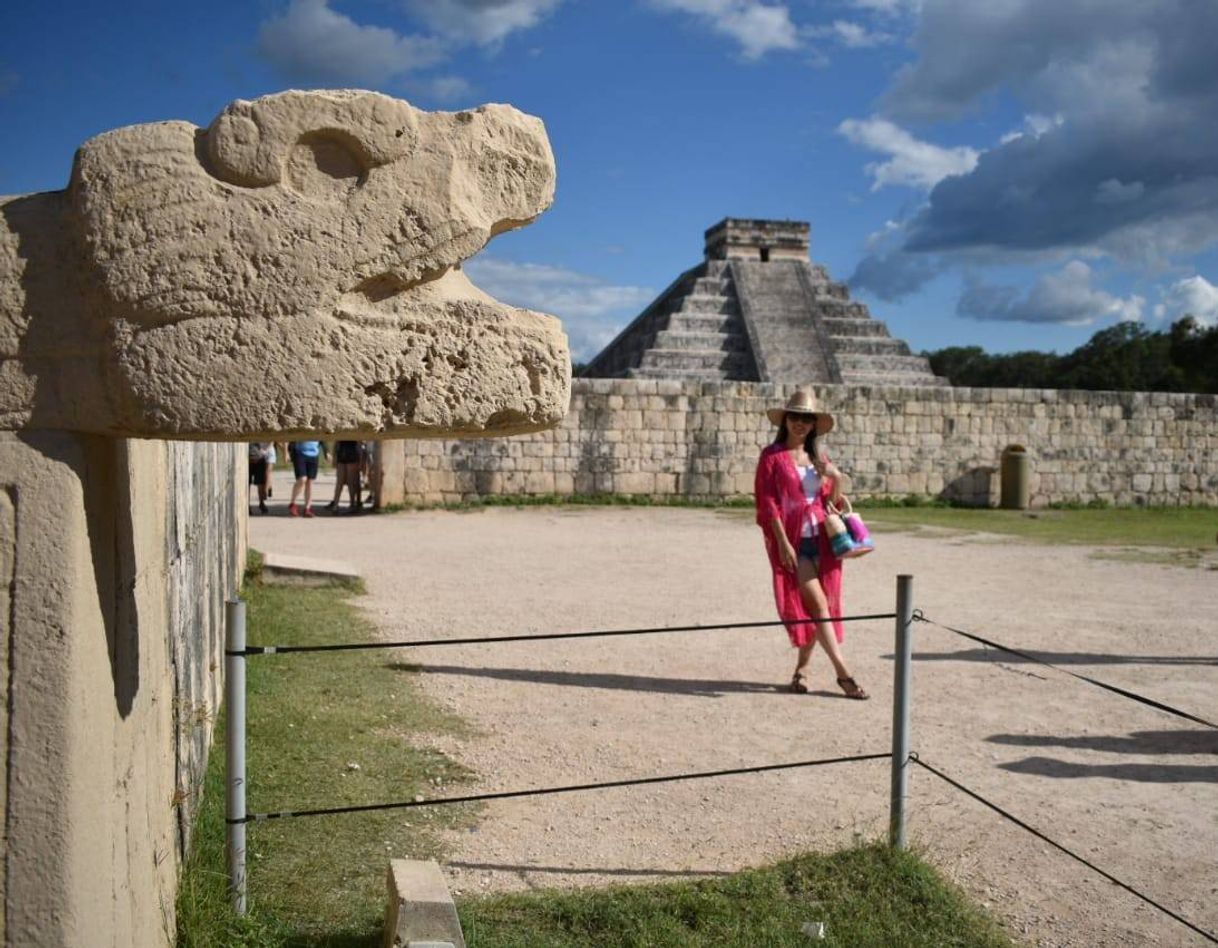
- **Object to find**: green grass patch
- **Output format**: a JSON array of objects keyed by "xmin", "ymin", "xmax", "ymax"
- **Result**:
[
  {"xmin": 179, "ymin": 554, "xmax": 1015, "ymax": 947},
  {"xmin": 459, "ymin": 842, "xmax": 1013, "ymax": 947},
  {"xmin": 177, "ymin": 561, "xmax": 476, "ymax": 947},
  {"xmin": 864, "ymin": 504, "xmax": 1218, "ymax": 549}
]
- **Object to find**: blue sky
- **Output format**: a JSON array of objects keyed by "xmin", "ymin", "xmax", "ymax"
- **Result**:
[{"xmin": 3, "ymin": 0, "xmax": 1216, "ymax": 362}]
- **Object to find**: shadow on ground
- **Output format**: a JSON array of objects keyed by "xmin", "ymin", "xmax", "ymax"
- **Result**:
[
  {"xmin": 997, "ymin": 756, "xmax": 1218, "ymax": 783},
  {"xmin": 449, "ymin": 860, "xmax": 731, "ymax": 880},
  {"xmin": 987, "ymin": 729, "xmax": 1218, "ymax": 756},
  {"xmin": 390, "ymin": 662, "xmax": 781, "ymax": 697}
]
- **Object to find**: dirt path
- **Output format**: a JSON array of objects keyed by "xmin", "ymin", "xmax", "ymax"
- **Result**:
[{"xmin": 252, "ymin": 487, "xmax": 1218, "ymax": 947}]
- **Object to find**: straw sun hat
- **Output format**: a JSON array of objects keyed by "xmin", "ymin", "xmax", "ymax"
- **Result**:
[{"xmin": 766, "ymin": 390, "xmax": 834, "ymax": 435}]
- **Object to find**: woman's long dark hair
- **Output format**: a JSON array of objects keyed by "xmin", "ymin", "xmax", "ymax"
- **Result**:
[{"xmin": 773, "ymin": 413, "xmax": 820, "ymax": 459}]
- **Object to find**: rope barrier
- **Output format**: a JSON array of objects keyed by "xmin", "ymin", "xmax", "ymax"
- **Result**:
[
  {"xmin": 913, "ymin": 612, "xmax": 1218, "ymax": 730},
  {"xmin": 909, "ymin": 754, "xmax": 1218, "ymax": 945},
  {"xmin": 226, "ymin": 613, "xmax": 898, "ymax": 656},
  {"xmin": 230, "ymin": 751, "xmax": 889, "ymax": 824}
]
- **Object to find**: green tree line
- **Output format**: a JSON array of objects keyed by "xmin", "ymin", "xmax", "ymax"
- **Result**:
[{"xmin": 924, "ymin": 317, "xmax": 1218, "ymax": 393}]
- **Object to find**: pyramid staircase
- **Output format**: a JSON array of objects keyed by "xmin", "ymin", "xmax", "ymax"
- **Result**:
[
  {"xmin": 583, "ymin": 260, "xmax": 759, "ymax": 382},
  {"xmin": 582, "ymin": 220, "xmax": 945, "ymax": 387}
]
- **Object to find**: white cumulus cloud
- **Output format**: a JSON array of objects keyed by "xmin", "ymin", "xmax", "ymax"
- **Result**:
[
  {"xmin": 463, "ymin": 257, "xmax": 655, "ymax": 360},
  {"xmin": 258, "ymin": 0, "xmax": 444, "ymax": 85},
  {"xmin": 850, "ymin": 0, "xmax": 919, "ymax": 12},
  {"xmin": 403, "ymin": 0, "xmax": 563, "ymax": 46},
  {"xmin": 1155, "ymin": 275, "xmax": 1218, "ymax": 326},
  {"xmin": 808, "ymin": 20, "xmax": 892, "ymax": 48},
  {"xmin": 958, "ymin": 260, "xmax": 1145, "ymax": 325},
  {"xmin": 647, "ymin": 0, "xmax": 800, "ymax": 59},
  {"xmin": 838, "ymin": 116, "xmax": 979, "ymax": 191}
]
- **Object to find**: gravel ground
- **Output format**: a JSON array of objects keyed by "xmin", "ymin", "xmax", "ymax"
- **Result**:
[{"xmin": 252, "ymin": 475, "xmax": 1218, "ymax": 947}]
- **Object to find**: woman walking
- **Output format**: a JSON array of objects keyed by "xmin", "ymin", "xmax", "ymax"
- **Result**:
[{"xmin": 754, "ymin": 391, "xmax": 868, "ymax": 699}]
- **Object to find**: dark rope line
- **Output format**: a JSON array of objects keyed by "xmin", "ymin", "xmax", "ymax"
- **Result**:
[
  {"xmin": 229, "ymin": 751, "xmax": 889, "ymax": 824},
  {"xmin": 914, "ymin": 612, "xmax": 1218, "ymax": 731},
  {"xmin": 910, "ymin": 754, "xmax": 1218, "ymax": 945},
  {"xmin": 225, "ymin": 613, "xmax": 898, "ymax": 656}
]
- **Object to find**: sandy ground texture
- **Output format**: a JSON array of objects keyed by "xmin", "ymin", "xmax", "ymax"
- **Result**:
[{"xmin": 252, "ymin": 473, "xmax": 1218, "ymax": 947}]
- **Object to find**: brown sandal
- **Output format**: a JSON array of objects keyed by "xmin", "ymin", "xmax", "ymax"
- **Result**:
[
  {"xmin": 789, "ymin": 671, "xmax": 809, "ymax": 694},
  {"xmin": 837, "ymin": 676, "xmax": 869, "ymax": 700}
]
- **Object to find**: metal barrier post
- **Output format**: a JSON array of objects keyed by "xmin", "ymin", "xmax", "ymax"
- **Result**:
[
  {"xmin": 225, "ymin": 599, "xmax": 247, "ymax": 914},
  {"xmin": 890, "ymin": 575, "xmax": 913, "ymax": 848}
]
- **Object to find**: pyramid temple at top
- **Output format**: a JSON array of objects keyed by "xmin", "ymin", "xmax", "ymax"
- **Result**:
[{"xmin": 582, "ymin": 218, "xmax": 945, "ymax": 386}]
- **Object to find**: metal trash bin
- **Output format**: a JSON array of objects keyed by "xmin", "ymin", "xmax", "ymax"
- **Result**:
[{"xmin": 1000, "ymin": 445, "xmax": 1030, "ymax": 510}]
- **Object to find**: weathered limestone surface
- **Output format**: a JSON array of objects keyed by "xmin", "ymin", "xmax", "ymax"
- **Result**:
[
  {"xmin": 0, "ymin": 89, "xmax": 570, "ymax": 439},
  {"xmin": 0, "ymin": 434, "xmax": 243, "ymax": 947},
  {"xmin": 378, "ymin": 379, "xmax": 1218, "ymax": 508}
]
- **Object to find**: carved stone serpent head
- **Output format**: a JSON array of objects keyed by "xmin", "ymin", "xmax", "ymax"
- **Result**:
[{"xmin": 0, "ymin": 90, "xmax": 570, "ymax": 439}]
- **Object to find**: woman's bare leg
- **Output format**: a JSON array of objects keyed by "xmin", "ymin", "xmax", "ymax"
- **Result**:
[
  {"xmin": 328, "ymin": 462, "xmax": 347, "ymax": 507},
  {"xmin": 796, "ymin": 558, "xmax": 853, "ymax": 681},
  {"xmin": 793, "ymin": 643, "xmax": 813, "ymax": 677}
]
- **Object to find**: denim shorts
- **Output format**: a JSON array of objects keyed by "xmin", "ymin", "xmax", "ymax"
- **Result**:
[
  {"xmin": 292, "ymin": 455, "xmax": 319, "ymax": 480},
  {"xmin": 798, "ymin": 536, "xmax": 819, "ymax": 562}
]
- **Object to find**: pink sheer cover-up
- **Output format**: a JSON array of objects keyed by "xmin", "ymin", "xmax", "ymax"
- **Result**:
[{"xmin": 753, "ymin": 441, "xmax": 844, "ymax": 648}]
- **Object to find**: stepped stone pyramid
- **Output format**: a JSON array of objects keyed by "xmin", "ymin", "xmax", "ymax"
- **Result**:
[{"xmin": 583, "ymin": 218, "xmax": 945, "ymax": 386}]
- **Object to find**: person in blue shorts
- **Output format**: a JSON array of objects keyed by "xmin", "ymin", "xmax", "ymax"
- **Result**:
[{"xmin": 287, "ymin": 440, "xmax": 329, "ymax": 517}]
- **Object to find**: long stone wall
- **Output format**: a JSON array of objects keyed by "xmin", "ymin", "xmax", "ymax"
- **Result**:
[
  {"xmin": 376, "ymin": 379, "xmax": 1218, "ymax": 508},
  {"xmin": 0, "ymin": 434, "xmax": 244, "ymax": 947}
]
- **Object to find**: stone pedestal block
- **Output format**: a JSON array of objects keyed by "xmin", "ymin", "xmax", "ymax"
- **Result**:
[{"xmin": 384, "ymin": 859, "xmax": 466, "ymax": 948}]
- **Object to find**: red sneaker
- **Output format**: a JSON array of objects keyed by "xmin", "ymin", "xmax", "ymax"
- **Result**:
[
  {"xmin": 302, "ymin": 506, "xmax": 315, "ymax": 518},
  {"xmin": 288, "ymin": 503, "xmax": 299, "ymax": 517}
]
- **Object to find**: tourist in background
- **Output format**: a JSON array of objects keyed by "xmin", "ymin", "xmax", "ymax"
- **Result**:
[
  {"xmin": 753, "ymin": 391, "xmax": 868, "ymax": 699},
  {"xmin": 263, "ymin": 441, "xmax": 278, "ymax": 500},
  {"xmin": 288, "ymin": 440, "xmax": 328, "ymax": 518},
  {"xmin": 248, "ymin": 442, "xmax": 270, "ymax": 515},
  {"xmin": 326, "ymin": 440, "xmax": 364, "ymax": 514}
]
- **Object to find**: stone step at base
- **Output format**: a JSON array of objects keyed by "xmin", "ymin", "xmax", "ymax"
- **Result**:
[
  {"xmin": 637, "ymin": 348, "xmax": 753, "ymax": 373},
  {"xmin": 676, "ymin": 294, "xmax": 739, "ymax": 315},
  {"xmin": 667, "ymin": 313, "xmax": 740, "ymax": 333},
  {"xmin": 653, "ymin": 329, "xmax": 748, "ymax": 351},
  {"xmin": 820, "ymin": 316, "xmax": 890, "ymax": 337},
  {"xmin": 839, "ymin": 371, "xmax": 950, "ymax": 387},
  {"xmin": 835, "ymin": 353, "xmax": 938, "ymax": 374},
  {"xmin": 830, "ymin": 335, "xmax": 912, "ymax": 356}
]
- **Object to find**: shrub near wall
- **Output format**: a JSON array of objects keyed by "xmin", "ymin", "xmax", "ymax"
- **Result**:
[{"xmin": 376, "ymin": 380, "xmax": 1218, "ymax": 508}]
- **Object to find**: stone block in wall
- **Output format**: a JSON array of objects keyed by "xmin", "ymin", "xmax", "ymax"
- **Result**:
[
  {"xmin": 525, "ymin": 472, "xmax": 553, "ymax": 494},
  {"xmin": 616, "ymin": 472, "xmax": 656, "ymax": 494},
  {"xmin": 403, "ymin": 467, "xmax": 430, "ymax": 496},
  {"xmin": 475, "ymin": 471, "xmax": 502, "ymax": 494}
]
